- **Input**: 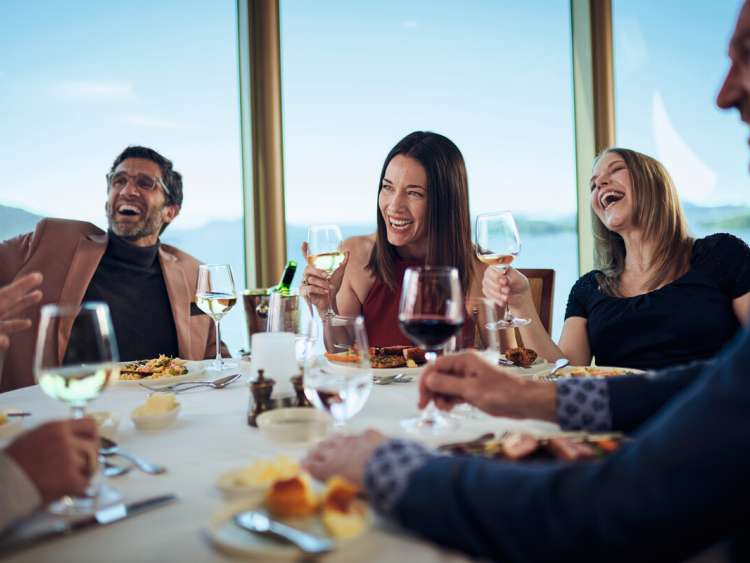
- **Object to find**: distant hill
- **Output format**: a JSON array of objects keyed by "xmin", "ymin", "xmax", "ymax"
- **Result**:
[
  {"xmin": 2, "ymin": 201, "xmax": 749, "ymax": 254},
  {"xmin": 0, "ymin": 205, "xmax": 42, "ymax": 241}
]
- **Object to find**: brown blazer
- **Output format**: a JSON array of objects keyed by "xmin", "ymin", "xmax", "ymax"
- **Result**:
[{"xmin": 0, "ymin": 219, "xmax": 222, "ymax": 391}]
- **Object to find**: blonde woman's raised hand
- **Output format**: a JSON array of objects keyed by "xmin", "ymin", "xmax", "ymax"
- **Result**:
[{"xmin": 482, "ymin": 267, "xmax": 530, "ymax": 309}]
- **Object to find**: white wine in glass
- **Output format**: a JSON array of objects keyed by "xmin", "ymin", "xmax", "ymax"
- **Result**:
[
  {"xmin": 34, "ymin": 302, "xmax": 121, "ymax": 515},
  {"xmin": 196, "ymin": 264, "xmax": 237, "ymax": 371},
  {"xmin": 307, "ymin": 224, "xmax": 345, "ymax": 319},
  {"xmin": 475, "ymin": 211, "xmax": 531, "ymax": 328}
]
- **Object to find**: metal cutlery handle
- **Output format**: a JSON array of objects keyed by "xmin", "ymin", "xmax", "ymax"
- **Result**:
[
  {"xmin": 114, "ymin": 450, "xmax": 166, "ymax": 474},
  {"xmin": 170, "ymin": 383, "xmax": 212, "ymax": 393},
  {"xmin": 265, "ymin": 520, "xmax": 333, "ymax": 554},
  {"xmin": 140, "ymin": 381, "xmax": 208, "ymax": 392}
]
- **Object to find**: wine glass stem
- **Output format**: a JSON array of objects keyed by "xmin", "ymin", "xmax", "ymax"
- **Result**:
[
  {"xmin": 70, "ymin": 405, "xmax": 86, "ymax": 419},
  {"xmin": 420, "ymin": 351, "xmax": 440, "ymax": 423},
  {"xmin": 501, "ymin": 267, "xmax": 513, "ymax": 322},
  {"xmin": 325, "ymin": 274, "xmax": 335, "ymax": 318},
  {"xmin": 214, "ymin": 319, "xmax": 223, "ymax": 367}
]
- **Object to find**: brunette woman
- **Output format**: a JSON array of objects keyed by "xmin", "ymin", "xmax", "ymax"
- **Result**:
[{"xmin": 301, "ymin": 131, "xmax": 488, "ymax": 347}]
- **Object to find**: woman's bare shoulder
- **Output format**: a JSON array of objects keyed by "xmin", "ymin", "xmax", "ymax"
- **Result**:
[{"xmin": 341, "ymin": 234, "xmax": 376, "ymax": 264}]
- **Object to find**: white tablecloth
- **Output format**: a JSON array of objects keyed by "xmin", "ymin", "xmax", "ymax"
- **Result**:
[{"xmin": 0, "ymin": 361, "xmax": 558, "ymax": 562}]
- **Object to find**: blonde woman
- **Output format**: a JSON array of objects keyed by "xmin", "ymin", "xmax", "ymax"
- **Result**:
[{"xmin": 484, "ymin": 148, "xmax": 750, "ymax": 370}]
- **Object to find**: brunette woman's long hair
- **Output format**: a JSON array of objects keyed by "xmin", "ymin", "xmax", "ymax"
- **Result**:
[
  {"xmin": 593, "ymin": 147, "xmax": 694, "ymax": 296},
  {"xmin": 366, "ymin": 131, "xmax": 476, "ymax": 295}
]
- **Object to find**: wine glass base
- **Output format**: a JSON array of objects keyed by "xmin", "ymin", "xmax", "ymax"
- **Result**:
[
  {"xmin": 493, "ymin": 317, "xmax": 531, "ymax": 329},
  {"xmin": 208, "ymin": 360, "xmax": 238, "ymax": 372},
  {"xmin": 450, "ymin": 404, "xmax": 483, "ymax": 420},
  {"xmin": 400, "ymin": 412, "xmax": 459, "ymax": 435},
  {"xmin": 48, "ymin": 484, "xmax": 121, "ymax": 516}
]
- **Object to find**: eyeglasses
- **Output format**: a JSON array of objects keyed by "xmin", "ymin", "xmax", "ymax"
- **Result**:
[{"xmin": 106, "ymin": 171, "xmax": 170, "ymax": 197}]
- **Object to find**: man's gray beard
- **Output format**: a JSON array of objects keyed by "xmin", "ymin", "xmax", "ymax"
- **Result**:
[{"xmin": 107, "ymin": 205, "xmax": 162, "ymax": 242}]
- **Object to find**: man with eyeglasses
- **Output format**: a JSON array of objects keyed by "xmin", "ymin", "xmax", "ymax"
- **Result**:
[{"xmin": 0, "ymin": 146, "xmax": 224, "ymax": 391}]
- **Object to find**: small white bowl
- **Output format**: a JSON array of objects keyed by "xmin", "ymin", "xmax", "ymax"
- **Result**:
[
  {"xmin": 130, "ymin": 403, "xmax": 181, "ymax": 431},
  {"xmin": 216, "ymin": 470, "xmax": 268, "ymax": 502},
  {"xmin": 255, "ymin": 407, "xmax": 331, "ymax": 445},
  {"xmin": 0, "ymin": 414, "xmax": 24, "ymax": 440}
]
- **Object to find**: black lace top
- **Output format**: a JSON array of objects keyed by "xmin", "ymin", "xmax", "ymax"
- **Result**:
[{"xmin": 565, "ymin": 233, "xmax": 750, "ymax": 370}]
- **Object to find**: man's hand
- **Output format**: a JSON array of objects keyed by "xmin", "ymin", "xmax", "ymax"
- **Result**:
[
  {"xmin": 0, "ymin": 272, "xmax": 43, "ymax": 351},
  {"xmin": 302, "ymin": 430, "xmax": 387, "ymax": 488},
  {"xmin": 419, "ymin": 350, "xmax": 558, "ymax": 422},
  {"xmin": 5, "ymin": 419, "xmax": 99, "ymax": 503}
]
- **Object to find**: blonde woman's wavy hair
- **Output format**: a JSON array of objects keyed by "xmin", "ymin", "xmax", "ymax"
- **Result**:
[{"xmin": 592, "ymin": 148, "xmax": 694, "ymax": 297}]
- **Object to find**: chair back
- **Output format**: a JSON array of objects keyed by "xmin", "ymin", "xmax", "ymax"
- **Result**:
[{"xmin": 517, "ymin": 269, "xmax": 554, "ymax": 336}]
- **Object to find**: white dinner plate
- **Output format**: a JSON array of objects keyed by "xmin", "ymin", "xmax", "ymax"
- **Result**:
[
  {"xmin": 323, "ymin": 356, "xmax": 423, "ymax": 378},
  {"xmin": 114, "ymin": 360, "xmax": 206, "ymax": 386},
  {"xmin": 552, "ymin": 365, "xmax": 645, "ymax": 378},
  {"xmin": 207, "ymin": 496, "xmax": 372, "ymax": 559}
]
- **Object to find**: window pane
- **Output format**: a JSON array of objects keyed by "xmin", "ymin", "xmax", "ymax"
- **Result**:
[
  {"xmin": 280, "ymin": 0, "xmax": 577, "ymax": 340},
  {"xmin": 613, "ymin": 0, "xmax": 749, "ymax": 243},
  {"xmin": 0, "ymin": 0, "xmax": 245, "ymax": 354}
]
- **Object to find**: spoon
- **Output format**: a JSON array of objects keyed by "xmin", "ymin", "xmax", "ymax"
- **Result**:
[
  {"xmin": 99, "ymin": 437, "xmax": 166, "ymax": 475},
  {"xmin": 548, "ymin": 358, "xmax": 570, "ymax": 377},
  {"xmin": 373, "ymin": 373, "xmax": 413, "ymax": 385},
  {"xmin": 234, "ymin": 511, "xmax": 332, "ymax": 554},
  {"xmin": 139, "ymin": 373, "xmax": 241, "ymax": 393},
  {"xmin": 100, "ymin": 455, "xmax": 131, "ymax": 478}
]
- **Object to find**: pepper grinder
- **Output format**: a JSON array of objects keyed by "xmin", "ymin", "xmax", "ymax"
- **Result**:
[
  {"xmin": 290, "ymin": 373, "xmax": 311, "ymax": 407},
  {"xmin": 248, "ymin": 369, "xmax": 276, "ymax": 427}
]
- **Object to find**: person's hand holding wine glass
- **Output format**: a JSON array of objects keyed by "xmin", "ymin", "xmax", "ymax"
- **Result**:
[
  {"xmin": 398, "ymin": 266, "xmax": 464, "ymax": 434},
  {"xmin": 34, "ymin": 302, "xmax": 121, "ymax": 514},
  {"xmin": 301, "ymin": 225, "xmax": 349, "ymax": 319},
  {"xmin": 475, "ymin": 211, "xmax": 531, "ymax": 328}
]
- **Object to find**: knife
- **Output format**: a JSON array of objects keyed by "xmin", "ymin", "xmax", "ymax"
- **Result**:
[{"xmin": 0, "ymin": 494, "xmax": 177, "ymax": 555}]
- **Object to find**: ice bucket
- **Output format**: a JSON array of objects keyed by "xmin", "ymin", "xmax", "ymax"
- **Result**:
[{"xmin": 242, "ymin": 289, "xmax": 300, "ymax": 351}]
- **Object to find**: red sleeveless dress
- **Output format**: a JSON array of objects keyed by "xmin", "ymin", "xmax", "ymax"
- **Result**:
[{"xmin": 362, "ymin": 258, "xmax": 422, "ymax": 347}]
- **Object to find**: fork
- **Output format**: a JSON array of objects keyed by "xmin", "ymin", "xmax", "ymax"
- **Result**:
[{"xmin": 139, "ymin": 373, "xmax": 241, "ymax": 393}]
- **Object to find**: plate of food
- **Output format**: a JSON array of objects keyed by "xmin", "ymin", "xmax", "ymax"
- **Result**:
[
  {"xmin": 494, "ymin": 347, "xmax": 551, "ymax": 377},
  {"xmin": 208, "ymin": 472, "xmax": 371, "ymax": 559},
  {"xmin": 539, "ymin": 365, "xmax": 645, "ymax": 380},
  {"xmin": 114, "ymin": 355, "xmax": 205, "ymax": 385},
  {"xmin": 324, "ymin": 345, "xmax": 426, "ymax": 376},
  {"xmin": 439, "ymin": 430, "xmax": 626, "ymax": 462}
]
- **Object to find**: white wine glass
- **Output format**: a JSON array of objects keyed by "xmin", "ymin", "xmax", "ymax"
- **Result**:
[
  {"xmin": 34, "ymin": 302, "xmax": 121, "ymax": 514},
  {"xmin": 196, "ymin": 264, "xmax": 237, "ymax": 371},
  {"xmin": 303, "ymin": 315, "xmax": 372, "ymax": 429},
  {"xmin": 475, "ymin": 211, "xmax": 531, "ymax": 328},
  {"xmin": 398, "ymin": 266, "xmax": 464, "ymax": 435},
  {"xmin": 306, "ymin": 224, "xmax": 345, "ymax": 320}
]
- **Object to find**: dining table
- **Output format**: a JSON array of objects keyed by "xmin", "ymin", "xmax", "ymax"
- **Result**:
[{"xmin": 0, "ymin": 359, "xmax": 559, "ymax": 563}]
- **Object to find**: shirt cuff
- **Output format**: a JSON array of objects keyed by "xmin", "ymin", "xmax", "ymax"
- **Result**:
[
  {"xmin": 363, "ymin": 439, "xmax": 436, "ymax": 515},
  {"xmin": 0, "ymin": 450, "xmax": 42, "ymax": 531},
  {"xmin": 556, "ymin": 377, "xmax": 612, "ymax": 432}
]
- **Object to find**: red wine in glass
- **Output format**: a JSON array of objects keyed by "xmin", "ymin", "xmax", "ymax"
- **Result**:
[{"xmin": 399, "ymin": 316, "xmax": 464, "ymax": 351}]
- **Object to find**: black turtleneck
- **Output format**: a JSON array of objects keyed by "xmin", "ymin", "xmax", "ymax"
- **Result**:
[{"xmin": 80, "ymin": 231, "xmax": 179, "ymax": 361}]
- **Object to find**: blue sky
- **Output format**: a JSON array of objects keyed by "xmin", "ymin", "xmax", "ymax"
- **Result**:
[{"xmin": 1, "ymin": 0, "xmax": 748, "ymax": 232}]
